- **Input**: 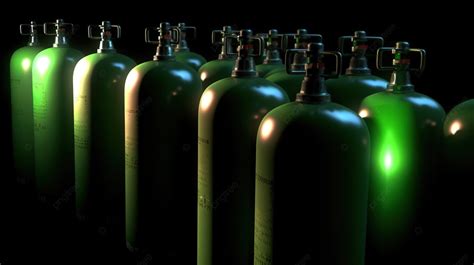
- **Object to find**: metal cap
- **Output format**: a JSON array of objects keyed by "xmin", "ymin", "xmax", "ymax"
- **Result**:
[
  {"xmin": 20, "ymin": 21, "xmax": 41, "ymax": 46},
  {"xmin": 338, "ymin": 30, "xmax": 384, "ymax": 75},
  {"xmin": 212, "ymin": 26, "xmax": 239, "ymax": 59},
  {"xmin": 377, "ymin": 41, "xmax": 426, "ymax": 92},
  {"xmin": 44, "ymin": 19, "xmax": 75, "ymax": 47},
  {"xmin": 172, "ymin": 22, "xmax": 197, "ymax": 52},
  {"xmin": 285, "ymin": 42, "xmax": 342, "ymax": 103},
  {"xmin": 88, "ymin": 21, "xmax": 121, "ymax": 53},
  {"xmin": 256, "ymin": 29, "xmax": 284, "ymax": 65},
  {"xmin": 230, "ymin": 29, "xmax": 264, "ymax": 77},
  {"xmin": 284, "ymin": 29, "xmax": 323, "ymax": 72},
  {"xmin": 145, "ymin": 22, "xmax": 178, "ymax": 61}
]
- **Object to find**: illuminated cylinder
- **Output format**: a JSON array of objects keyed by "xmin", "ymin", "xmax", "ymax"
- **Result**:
[
  {"xmin": 10, "ymin": 22, "xmax": 43, "ymax": 186},
  {"xmin": 74, "ymin": 21, "xmax": 135, "ymax": 238},
  {"xmin": 32, "ymin": 19, "xmax": 83, "ymax": 208},
  {"xmin": 360, "ymin": 42, "xmax": 445, "ymax": 264}
]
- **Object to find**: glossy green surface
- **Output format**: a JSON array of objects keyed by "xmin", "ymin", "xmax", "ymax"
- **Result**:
[
  {"xmin": 198, "ymin": 58, "xmax": 235, "ymax": 90},
  {"xmin": 32, "ymin": 47, "xmax": 83, "ymax": 206},
  {"xmin": 442, "ymin": 99, "xmax": 474, "ymax": 256},
  {"xmin": 361, "ymin": 90, "xmax": 445, "ymax": 263},
  {"xmin": 266, "ymin": 71, "xmax": 304, "ymax": 101},
  {"xmin": 263, "ymin": 68, "xmax": 285, "ymax": 78},
  {"xmin": 74, "ymin": 52, "xmax": 135, "ymax": 235},
  {"xmin": 175, "ymin": 50, "xmax": 207, "ymax": 72},
  {"xmin": 444, "ymin": 99, "xmax": 474, "ymax": 171},
  {"xmin": 325, "ymin": 74, "xmax": 388, "ymax": 112},
  {"xmin": 125, "ymin": 60, "xmax": 201, "ymax": 261},
  {"xmin": 198, "ymin": 77, "xmax": 289, "ymax": 265},
  {"xmin": 10, "ymin": 45, "xmax": 43, "ymax": 186},
  {"xmin": 256, "ymin": 63, "xmax": 284, "ymax": 78},
  {"xmin": 255, "ymin": 101, "xmax": 370, "ymax": 265}
]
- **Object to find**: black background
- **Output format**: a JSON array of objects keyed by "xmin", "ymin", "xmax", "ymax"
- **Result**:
[{"xmin": 0, "ymin": 5, "xmax": 472, "ymax": 265}]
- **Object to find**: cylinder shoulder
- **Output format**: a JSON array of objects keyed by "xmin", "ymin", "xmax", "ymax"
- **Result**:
[
  {"xmin": 258, "ymin": 102, "xmax": 369, "ymax": 145},
  {"xmin": 207, "ymin": 77, "xmax": 288, "ymax": 100}
]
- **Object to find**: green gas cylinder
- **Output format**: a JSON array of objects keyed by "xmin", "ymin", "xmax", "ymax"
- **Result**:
[
  {"xmin": 442, "ymin": 99, "xmax": 474, "ymax": 257},
  {"xmin": 198, "ymin": 26, "xmax": 237, "ymax": 90},
  {"xmin": 198, "ymin": 29, "xmax": 289, "ymax": 265},
  {"xmin": 255, "ymin": 42, "xmax": 369, "ymax": 265},
  {"xmin": 172, "ymin": 22, "xmax": 207, "ymax": 71},
  {"xmin": 325, "ymin": 31, "xmax": 388, "ymax": 112},
  {"xmin": 32, "ymin": 19, "xmax": 83, "ymax": 208},
  {"xmin": 125, "ymin": 22, "xmax": 201, "ymax": 262},
  {"xmin": 74, "ymin": 21, "xmax": 135, "ymax": 238},
  {"xmin": 10, "ymin": 22, "xmax": 43, "ymax": 186},
  {"xmin": 360, "ymin": 42, "xmax": 445, "ymax": 264},
  {"xmin": 265, "ymin": 29, "xmax": 322, "ymax": 100},
  {"xmin": 256, "ymin": 29, "xmax": 285, "ymax": 77}
]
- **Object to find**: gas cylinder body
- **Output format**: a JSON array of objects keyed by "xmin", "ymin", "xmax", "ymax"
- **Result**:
[
  {"xmin": 254, "ymin": 43, "xmax": 369, "ymax": 265},
  {"xmin": 325, "ymin": 31, "xmax": 387, "ymax": 112},
  {"xmin": 198, "ymin": 30, "xmax": 289, "ymax": 265},
  {"xmin": 361, "ymin": 42, "xmax": 445, "ymax": 264},
  {"xmin": 74, "ymin": 22, "xmax": 135, "ymax": 238},
  {"xmin": 10, "ymin": 32, "xmax": 42, "ymax": 186},
  {"xmin": 125, "ymin": 23, "xmax": 201, "ymax": 263},
  {"xmin": 441, "ymin": 99, "xmax": 474, "ymax": 257},
  {"xmin": 32, "ymin": 20, "xmax": 83, "ymax": 208}
]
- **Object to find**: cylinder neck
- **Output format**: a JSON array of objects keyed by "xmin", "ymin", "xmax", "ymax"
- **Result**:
[
  {"xmin": 291, "ymin": 29, "xmax": 309, "ymax": 72},
  {"xmin": 388, "ymin": 42, "xmax": 414, "ymax": 92},
  {"xmin": 97, "ymin": 21, "xmax": 116, "ymax": 53},
  {"xmin": 174, "ymin": 23, "xmax": 190, "ymax": 52},
  {"xmin": 263, "ymin": 29, "xmax": 282, "ymax": 65},
  {"xmin": 154, "ymin": 22, "xmax": 175, "ymax": 61},
  {"xmin": 53, "ymin": 19, "xmax": 69, "ymax": 48},
  {"xmin": 346, "ymin": 31, "xmax": 370, "ymax": 75},
  {"xmin": 296, "ymin": 43, "xmax": 331, "ymax": 103},
  {"xmin": 232, "ymin": 29, "xmax": 258, "ymax": 78}
]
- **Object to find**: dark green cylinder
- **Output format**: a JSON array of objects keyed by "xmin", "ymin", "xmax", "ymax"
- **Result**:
[
  {"xmin": 325, "ymin": 31, "xmax": 388, "ymax": 112},
  {"xmin": 361, "ymin": 42, "xmax": 445, "ymax": 264},
  {"xmin": 74, "ymin": 21, "xmax": 135, "ymax": 238},
  {"xmin": 10, "ymin": 22, "xmax": 43, "ymax": 186},
  {"xmin": 198, "ymin": 29, "xmax": 289, "ymax": 265},
  {"xmin": 254, "ymin": 43, "xmax": 369, "ymax": 265},
  {"xmin": 441, "ymin": 99, "xmax": 474, "ymax": 258},
  {"xmin": 32, "ymin": 19, "xmax": 83, "ymax": 209},
  {"xmin": 125, "ymin": 23, "xmax": 201, "ymax": 262}
]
